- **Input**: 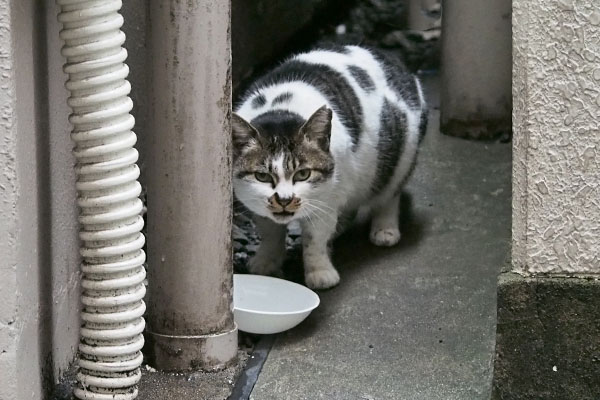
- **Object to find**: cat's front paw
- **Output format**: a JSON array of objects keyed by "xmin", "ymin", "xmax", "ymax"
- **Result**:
[
  {"xmin": 248, "ymin": 250, "xmax": 285, "ymax": 276},
  {"xmin": 370, "ymin": 227, "xmax": 401, "ymax": 247},
  {"xmin": 305, "ymin": 268, "xmax": 340, "ymax": 290}
]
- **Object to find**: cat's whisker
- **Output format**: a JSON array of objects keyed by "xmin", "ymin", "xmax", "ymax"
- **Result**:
[
  {"xmin": 303, "ymin": 197, "xmax": 337, "ymax": 212},
  {"xmin": 303, "ymin": 207, "xmax": 318, "ymax": 232},
  {"xmin": 303, "ymin": 208, "xmax": 332, "ymax": 227},
  {"xmin": 233, "ymin": 209, "xmax": 253, "ymax": 218},
  {"xmin": 304, "ymin": 202, "xmax": 336, "ymax": 215},
  {"xmin": 235, "ymin": 195, "xmax": 262, "ymax": 203},
  {"xmin": 304, "ymin": 204, "xmax": 333, "ymax": 227},
  {"xmin": 303, "ymin": 202, "xmax": 336, "ymax": 223},
  {"xmin": 303, "ymin": 206, "xmax": 322, "ymax": 225}
]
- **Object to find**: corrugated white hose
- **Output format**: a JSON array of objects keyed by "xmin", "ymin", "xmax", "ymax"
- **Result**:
[{"xmin": 56, "ymin": 1, "xmax": 146, "ymax": 399}]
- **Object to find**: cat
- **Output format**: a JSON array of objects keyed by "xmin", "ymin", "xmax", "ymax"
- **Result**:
[{"xmin": 232, "ymin": 45, "xmax": 427, "ymax": 290}]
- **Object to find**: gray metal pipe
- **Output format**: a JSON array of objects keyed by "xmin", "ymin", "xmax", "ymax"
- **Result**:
[
  {"xmin": 146, "ymin": 0, "xmax": 237, "ymax": 370},
  {"xmin": 440, "ymin": 0, "xmax": 512, "ymax": 139}
]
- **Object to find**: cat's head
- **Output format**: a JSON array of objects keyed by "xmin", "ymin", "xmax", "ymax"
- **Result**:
[{"xmin": 231, "ymin": 105, "xmax": 335, "ymax": 224}]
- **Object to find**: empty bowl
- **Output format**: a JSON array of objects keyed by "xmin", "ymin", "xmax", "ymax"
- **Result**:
[{"xmin": 233, "ymin": 274, "xmax": 320, "ymax": 334}]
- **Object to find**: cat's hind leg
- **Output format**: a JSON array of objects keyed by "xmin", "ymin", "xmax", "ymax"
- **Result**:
[
  {"xmin": 248, "ymin": 216, "xmax": 287, "ymax": 276},
  {"xmin": 369, "ymin": 192, "xmax": 401, "ymax": 247}
]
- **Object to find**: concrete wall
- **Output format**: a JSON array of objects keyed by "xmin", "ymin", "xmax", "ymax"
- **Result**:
[
  {"xmin": 13, "ymin": 0, "xmax": 48, "ymax": 397},
  {"xmin": 512, "ymin": 0, "xmax": 600, "ymax": 276},
  {"xmin": 0, "ymin": 1, "xmax": 21, "ymax": 397},
  {"xmin": 0, "ymin": 1, "xmax": 80, "ymax": 399}
]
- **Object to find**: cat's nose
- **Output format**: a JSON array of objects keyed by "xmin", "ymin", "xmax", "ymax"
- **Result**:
[{"xmin": 275, "ymin": 193, "xmax": 293, "ymax": 207}]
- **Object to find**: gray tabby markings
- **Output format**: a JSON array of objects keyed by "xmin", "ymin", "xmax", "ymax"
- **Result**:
[
  {"xmin": 271, "ymin": 92, "xmax": 293, "ymax": 106},
  {"xmin": 247, "ymin": 110, "xmax": 335, "ymax": 182},
  {"xmin": 251, "ymin": 94, "xmax": 267, "ymax": 109},
  {"xmin": 370, "ymin": 49, "xmax": 420, "ymax": 109},
  {"xmin": 418, "ymin": 111, "xmax": 428, "ymax": 143},
  {"xmin": 347, "ymin": 65, "xmax": 375, "ymax": 93},
  {"xmin": 372, "ymin": 98, "xmax": 407, "ymax": 193},
  {"xmin": 249, "ymin": 60, "xmax": 364, "ymax": 149}
]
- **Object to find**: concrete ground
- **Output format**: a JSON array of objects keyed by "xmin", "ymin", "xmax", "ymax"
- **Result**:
[{"xmin": 248, "ymin": 76, "xmax": 512, "ymax": 400}]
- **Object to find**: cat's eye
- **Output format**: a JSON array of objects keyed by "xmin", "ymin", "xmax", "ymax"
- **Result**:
[
  {"xmin": 254, "ymin": 172, "xmax": 273, "ymax": 183},
  {"xmin": 293, "ymin": 169, "xmax": 311, "ymax": 182}
]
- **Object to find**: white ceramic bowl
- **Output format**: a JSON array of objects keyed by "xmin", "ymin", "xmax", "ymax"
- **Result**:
[{"xmin": 233, "ymin": 274, "xmax": 320, "ymax": 334}]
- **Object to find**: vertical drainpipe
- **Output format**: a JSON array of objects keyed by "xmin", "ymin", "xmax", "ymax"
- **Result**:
[
  {"xmin": 407, "ymin": 0, "xmax": 439, "ymax": 31},
  {"xmin": 146, "ymin": 0, "xmax": 238, "ymax": 370},
  {"xmin": 56, "ymin": 0, "xmax": 146, "ymax": 398},
  {"xmin": 439, "ymin": 0, "xmax": 512, "ymax": 139}
]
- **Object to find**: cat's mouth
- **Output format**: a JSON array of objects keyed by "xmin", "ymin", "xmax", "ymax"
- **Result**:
[{"xmin": 272, "ymin": 210, "xmax": 295, "ymax": 218}]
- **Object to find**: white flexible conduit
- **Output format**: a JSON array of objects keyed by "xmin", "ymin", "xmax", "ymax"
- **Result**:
[{"xmin": 56, "ymin": 0, "xmax": 146, "ymax": 399}]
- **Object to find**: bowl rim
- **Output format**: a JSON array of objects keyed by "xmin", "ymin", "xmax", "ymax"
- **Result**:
[{"xmin": 233, "ymin": 273, "xmax": 320, "ymax": 316}]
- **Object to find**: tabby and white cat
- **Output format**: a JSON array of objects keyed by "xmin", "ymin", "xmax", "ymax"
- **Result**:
[{"xmin": 232, "ymin": 45, "xmax": 427, "ymax": 289}]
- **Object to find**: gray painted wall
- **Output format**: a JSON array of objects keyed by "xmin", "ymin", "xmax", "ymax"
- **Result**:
[
  {"xmin": 512, "ymin": 0, "xmax": 600, "ymax": 276},
  {"xmin": 13, "ymin": 1, "xmax": 48, "ymax": 397},
  {"xmin": 45, "ymin": 1, "xmax": 82, "ymax": 388},
  {"xmin": 0, "ymin": 0, "xmax": 21, "ymax": 397},
  {"xmin": 1, "ymin": 1, "xmax": 81, "ymax": 399}
]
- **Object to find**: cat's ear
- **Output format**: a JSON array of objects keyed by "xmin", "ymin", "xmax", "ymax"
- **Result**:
[
  {"xmin": 231, "ymin": 113, "xmax": 260, "ymax": 155},
  {"xmin": 299, "ymin": 105, "xmax": 332, "ymax": 152}
]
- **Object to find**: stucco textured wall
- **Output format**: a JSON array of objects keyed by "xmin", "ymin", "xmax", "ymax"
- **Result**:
[{"xmin": 513, "ymin": 0, "xmax": 600, "ymax": 275}]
